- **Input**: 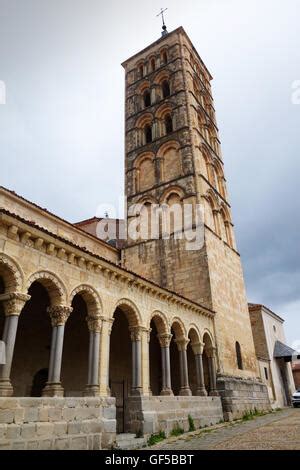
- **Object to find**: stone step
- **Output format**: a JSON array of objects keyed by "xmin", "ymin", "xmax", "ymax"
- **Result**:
[
  {"xmin": 116, "ymin": 433, "xmax": 136, "ymax": 441},
  {"xmin": 115, "ymin": 434, "xmax": 147, "ymax": 450}
]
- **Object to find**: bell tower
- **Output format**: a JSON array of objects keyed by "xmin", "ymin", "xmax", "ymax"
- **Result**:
[
  {"xmin": 121, "ymin": 26, "xmax": 232, "ymax": 307},
  {"xmin": 121, "ymin": 26, "xmax": 266, "ymax": 401}
]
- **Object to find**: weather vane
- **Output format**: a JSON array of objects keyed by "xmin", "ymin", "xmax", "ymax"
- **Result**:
[{"xmin": 157, "ymin": 8, "xmax": 168, "ymax": 36}]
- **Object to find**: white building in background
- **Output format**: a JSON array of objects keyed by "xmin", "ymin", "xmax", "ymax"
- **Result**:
[{"xmin": 249, "ymin": 304, "xmax": 295, "ymax": 409}]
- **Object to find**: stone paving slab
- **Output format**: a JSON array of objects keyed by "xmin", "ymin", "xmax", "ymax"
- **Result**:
[{"xmin": 146, "ymin": 408, "xmax": 300, "ymax": 450}]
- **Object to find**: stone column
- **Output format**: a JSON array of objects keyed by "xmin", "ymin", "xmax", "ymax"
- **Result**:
[
  {"xmin": 99, "ymin": 318, "xmax": 114, "ymax": 396},
  {"xmin": 158, "ymin": 333, "xmax": 173, "ymax": 396},
  {"xmin": 176, "ymin": 337, "xmax": 192, "ymax": 396},
  {"xmin": 42, "ymin": 305, "xmax": 72, "ymax": 397},
  {"xmin": 84, "ymin": 316, "xmax": 102, "ymax": 396},
  {"xmin": 130, "ymin": 326, "xmax": 143, "ymax": 396},
  {"xmin": 0, "ymin": 293, "xmax": 30, "ymax": 396},
  {"xmin": 207, "ymin": 347, "xmax": 219, "ymax": 396},
  {"xmin": 192, "ymin": 341, "xmax": 207, "ymax": 396},
  {"xmin": 142, "ymin": 327, "xmax": 151, "ymax": 397}
]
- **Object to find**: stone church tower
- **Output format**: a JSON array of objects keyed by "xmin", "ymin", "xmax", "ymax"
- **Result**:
[{"xmin": 122, "ymin": 26, "xmax": 268, "ymax": 416}]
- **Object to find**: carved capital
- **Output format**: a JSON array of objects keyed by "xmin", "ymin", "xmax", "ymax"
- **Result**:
[
  {"xmin": 175, "ymin": 336, "xmax": 190, "ymax": 351},
  {"xmin": 191, "ymin": 341, "xmax": 205, "ymax": 356},
  {"xmin": 0, "ymin": 292, "xmax": 31, "ymax": 316},
  {"xmin": 47, "ymin": 305, "xmax": 72, "ymax": 327},
  {"xmin": 157, "ymin": 333, "xmax": 172, "ymax": 348},
  {"xmin": 86, "ymin": 316, "xmax": 102, "ymax": 333},
  {"xmin": 129, "ymin": 326, "xmax": 143, "ymax": 342},
  {"xmin": 146, "ymin": 328, "xmax": 152, "ymax": 343},
  {"xmin": 100, "ymin": 317, "xmax": 114, "ymax": 335}
]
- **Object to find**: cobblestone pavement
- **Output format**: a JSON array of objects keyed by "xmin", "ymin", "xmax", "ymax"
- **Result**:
[{"xmin": 147, "ymin": 408, "xmax": 300, "ymax": 450}]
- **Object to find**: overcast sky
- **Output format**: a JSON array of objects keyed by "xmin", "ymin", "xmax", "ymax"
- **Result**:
[{"xmin": 0, "ymin": 0, "xmax": 299, "ymax": 347}]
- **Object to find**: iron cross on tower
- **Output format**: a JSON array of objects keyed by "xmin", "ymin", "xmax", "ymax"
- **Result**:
[{"xmin": 157, "ymin": 8, "xmax": 168, "ymax": 36}]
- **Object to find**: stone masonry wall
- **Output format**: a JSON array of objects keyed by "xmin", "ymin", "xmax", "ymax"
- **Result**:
[
  {"xmin": 217, "ymin": 376, "xmax": 271, "ymax": 421},
  {"xmin": 127, "ymin": 395, "xmax": 223, "ymax": 437},
  {"xmin": 0, "ymin": 397, "xmax": 116, "ymax": 450}
]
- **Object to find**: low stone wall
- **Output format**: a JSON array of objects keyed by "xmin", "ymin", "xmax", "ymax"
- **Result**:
[
  {"xmin": 127, "ymin": 395, "xmax": 223, "ymax": 436},
  {"xmin": 0, "ymin": 397, "xmax": 116, "ymax": 450},
  {"xmin": 217, "ymin": 375, "xmax": 271, "ymax": 421}
]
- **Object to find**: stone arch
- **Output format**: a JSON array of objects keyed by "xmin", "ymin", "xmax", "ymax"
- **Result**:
[
  {"xmin": 155, "ymin": 103, "xmax": 173, "ymax": 120},
  {"xmin": 188, "ymin": 325, "xmax": 201, "ymax": 345},
  {"xmin": 170, "ymin": 318, "xmax": 188, "ymax": 395},
  {"xmin": 0, "ymin": 254, "xmax": 24, "ymax": 293},
  {"xmin": 25, "ymin": 271, "xmax": 67, "ymax": 306},
  {"xmin": 213, "ymin": 160, "xmax": 226, "ymax": 197},
  {"xmin": 136, "ymin": 195, "xmax": 158, "ymax": 205},
  {"xmin": 171, "ymin": 317, "xmax": 186, "ymax": 339},
  {"xmin": 158, "ymin": 141, "xmax": 182, "ymax": 182},
  {"xmin": 150, "ymin": 311, "xmax": 169, "ymax": 335},
  {"xmin": 202, "ymin": 329, "xmax": 215, "ymax": 394},
  {"xmin": 220, "ymin": 205, "xmax": 232, "ymax": 246},
  {"xmin": 136, "ymin": 61, "xmax": 145, "ymax": 78},
  {"xmin": 200, "ymin": 143, "xmax": 213, "ymax": 163},
  {"xmin": 69, "ymin": 284, "xmax": 102, "ymax": 317},
  {"xmin": 153, "ymin": 70, "xmax": 170, "ymax": 86},
  {"xmin": 220, "ymin": 203, "xmax": 231, "ymax": 223},
  {"xmin": 202, "ymin": 329, "xmax": 214, "ymax": 348},
  {"xmin": 135, "ymin": 151, "xmax": 155, "ymax": 168},
  {"xmin": 136, "ymin": 80, "xmax": 151, "ymax": 94},
  {"xmin": 113, "ymin": 298, "xmax": 141, "ymax": 327},
  {"xmin": 135, "ymin": 112, "xmax": 153, "ymax": 129},
  {"xmin": 159, "ymin": 185, "xmax": 184, "ymax": 204},
  {"xmin": 148, "ymin": 55, "xmax": 156, "ymax": 73},
  {"xmin": 187, "ymin": 325, "xmax": 202, "ymax": 396},
  {"xmin": 159, "ymin": 47, "xmax": 168, "ymax": 65},
  {"xmin": 205, "ymin": 189, "xmax": 219, "ymax": 211},
  {"xmin": 149, "ymin": 311, "xmax": 169, "ymax": 396},
  {"xmin": 200, "ymin": 145, "xmax": 213, "ymax": 181},
  {"xmin": 203, "ymin": 190, "xmax": 220, "ymax": 234},
  {"xmin": 135, "ymin": 152, "xmax": 155, "ymax": 192}
]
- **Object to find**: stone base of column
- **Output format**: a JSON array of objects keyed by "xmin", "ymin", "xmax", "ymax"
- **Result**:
[
  {"xmin": 83, "ymin": 385, "xmax": 100, "ymax": 397},
  {"xmin": 179, "ymin": 387, "xmax": 192, "ymax": 396},
  {"xmin": 196, "ymin": 388, "xmax": 208, "ymax": 396},
  {"xmin": 131, "ymin": 387, "xmax": 143, "ymax": 397},
  {"xmin": 160, "ymin": 388, "xmax": 173, "ymax": 396},
  {"xmin": 209, "ymin": 390, "xmax": 220, "ymax": 397},
  {"xmin": 42, "ymin": 383, "xmax": 64, "ymax": 397},
  {"xmin": 0, "ymin": 379, "xmax": 13, "ymax": 397}
]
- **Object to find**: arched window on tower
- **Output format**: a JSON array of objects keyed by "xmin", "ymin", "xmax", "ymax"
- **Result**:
[
  {"xmin": 143, "ymin": 90, "xmax": 151, "ymax": 108},
  {"xmin": 150, "ymin": 58, "xmax": 156, "ymax": 72},
  {"xmin": 235, "ymin": 342, "xmax": 243, "ymax": 370},
  {"xmin": 145, "ymin": 124, "xmax": 152, "ymax": 144},
  {"xmin": 139, "ymin": 64, "xmax": 144, "ymax": 78},
  {"xmin": 164, "ymin": 114, "xmax": 173, "ymax": 134},
  {"xmin": 162, "ymin": 50, "xmax": 168, "ymax": 64},
  {"xmin": 162, "ymin": 80, "xmax": 170, "ymax": 99}
]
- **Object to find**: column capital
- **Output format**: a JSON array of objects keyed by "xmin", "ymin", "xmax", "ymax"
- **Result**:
[
  {"xmin": 175, "ymin": 336, "xmax": 190, "ymax": 351},
  {"xmin": 129, "ymin": 326, "xmax": 144, "ymax": 342},
  {"xmin": 191, "ymin": 341, "xmax": 205, "ymax": 355},
  {"xmin": 0, "ymin": 292, "xmax": 30, "ymax": 316},
  {"xmin": 100, "ymin": 317, "xmax": 114, "ymax": 335},
  {"xmin": 86, "ymin": 316, "xmax": 102, "ymax": 333},
  {"xmin": 47, "ymin": 305, "xmax": 73, "ymax": 327},
  {"xmin": 146, "ymin": 328, "xmax": 152, "ymax": 343},
  {"xmin": 157, "ymin": 333, "xmax": 172, "ymax": 348}
]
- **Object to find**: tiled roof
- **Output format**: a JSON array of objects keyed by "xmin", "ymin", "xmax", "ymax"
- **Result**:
[
  {"xmin": 0, "ymin": 186, "xmax": 118, "ymax": 254},
  {"xmin": 248, "ymin": 303, "xmax": 284, "ymax": 322}
]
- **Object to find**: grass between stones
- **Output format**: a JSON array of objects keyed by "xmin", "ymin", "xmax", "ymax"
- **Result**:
[{"xmin": 145, "ymin": 408, "xmax": 284, "ymax": 447}]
